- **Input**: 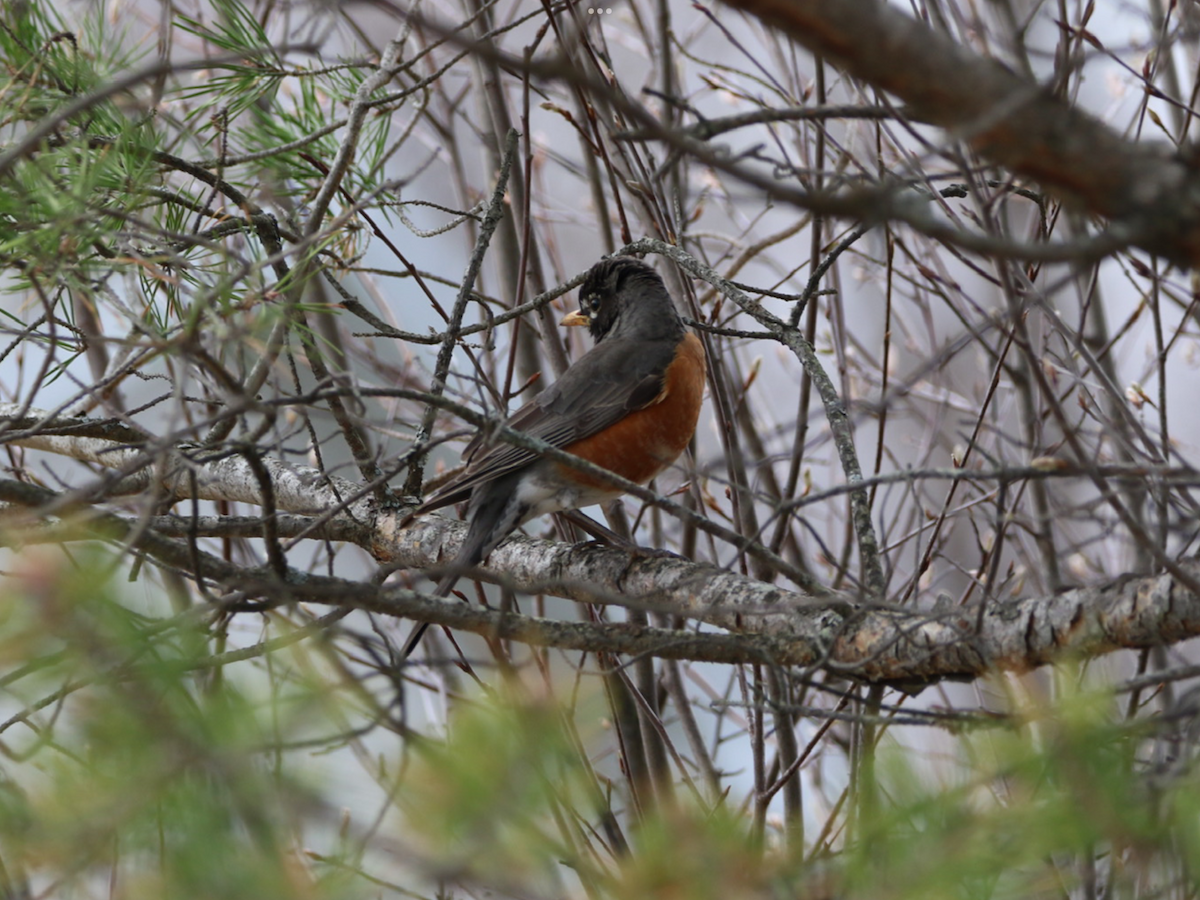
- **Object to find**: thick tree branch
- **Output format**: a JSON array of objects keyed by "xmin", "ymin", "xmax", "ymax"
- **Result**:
[
  {"xmin": 373, "ymin": 510, "xmax": 832, "ymax": 634},
  {"xmin": 833, "ymin": 564, "xmax": 1200, "ymax": 683},
  {"xmin": 0, "ymin": 424, "xmax": 369, "ymax": 522},
  {"xmin": 717, "ymin": 0, "xmax": 1200, "ymax": 265},
  {"xmin": 321, "ymin": 556, "xmax": 1200, "ymax": 686},
  {"xmin": 5, "ymin": 419, "xmax": 1200, "ymax": 685},
  {"xmin": 10, "ymin": 406, "xmax": 1200, "ymax": 685}
]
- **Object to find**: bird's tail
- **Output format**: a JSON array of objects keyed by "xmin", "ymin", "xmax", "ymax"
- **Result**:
[{"xmin": 402, "ymin": 478, "xmax": 526, "ymax": 658}]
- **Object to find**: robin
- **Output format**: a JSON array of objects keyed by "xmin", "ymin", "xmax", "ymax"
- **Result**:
[{"xmin": 405, "ymin": 256, "xmax": 706, "ymax": 649}]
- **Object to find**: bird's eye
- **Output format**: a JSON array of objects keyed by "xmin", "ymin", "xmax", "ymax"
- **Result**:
[{"xmin": 589, "ymin": 296, "xmax": 601, "ymax": 312}]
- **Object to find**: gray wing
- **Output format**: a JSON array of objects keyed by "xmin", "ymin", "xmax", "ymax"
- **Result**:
[{"xmin": 416, "ymin": 336, "xmax": 676, "ymax": 512}]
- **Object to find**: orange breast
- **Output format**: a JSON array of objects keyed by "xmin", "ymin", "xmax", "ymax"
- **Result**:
[{"xmin": 557, "ymin": 332, "xmax": 706, "ymax": 491}]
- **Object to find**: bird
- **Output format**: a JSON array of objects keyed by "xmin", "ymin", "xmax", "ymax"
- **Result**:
[{"xmin": 404, "ymin": 256, "xmax": 706, "ymax": 651}]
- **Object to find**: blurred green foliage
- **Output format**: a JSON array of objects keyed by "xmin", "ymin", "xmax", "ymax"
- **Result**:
[{"xmin": 2, "ymin": 544, "xmax": 1196, "ymax": 899}]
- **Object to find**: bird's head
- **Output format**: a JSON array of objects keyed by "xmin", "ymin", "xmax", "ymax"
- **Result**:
[{"xmin": 561, "ymin": 257, "xmax": 683, "ymax": 343}]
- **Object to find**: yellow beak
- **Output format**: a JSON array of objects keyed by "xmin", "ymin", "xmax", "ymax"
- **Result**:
[{"xmin": 560, "ymin": 310, "xmax": 590, "ymax": 327}]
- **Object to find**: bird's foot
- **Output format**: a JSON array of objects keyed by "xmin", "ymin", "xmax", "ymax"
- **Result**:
[
  {"xmin": 570, "ymin": 538, "xmax": 614, "ymax": 554},
  {"xmin": 615, "ymin": 545, "xmax": 689, "ymax": 589},
  {"xmin": 624, "ymin": 545, "xmax": 687, "ymax": 562},
  {"xmin": 569, "ymin": 538, "xmax": 684, "ymax": 561},
  {"xmin": 567, "ymin": 538, "xmax": 687, "ymax": 587}
]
